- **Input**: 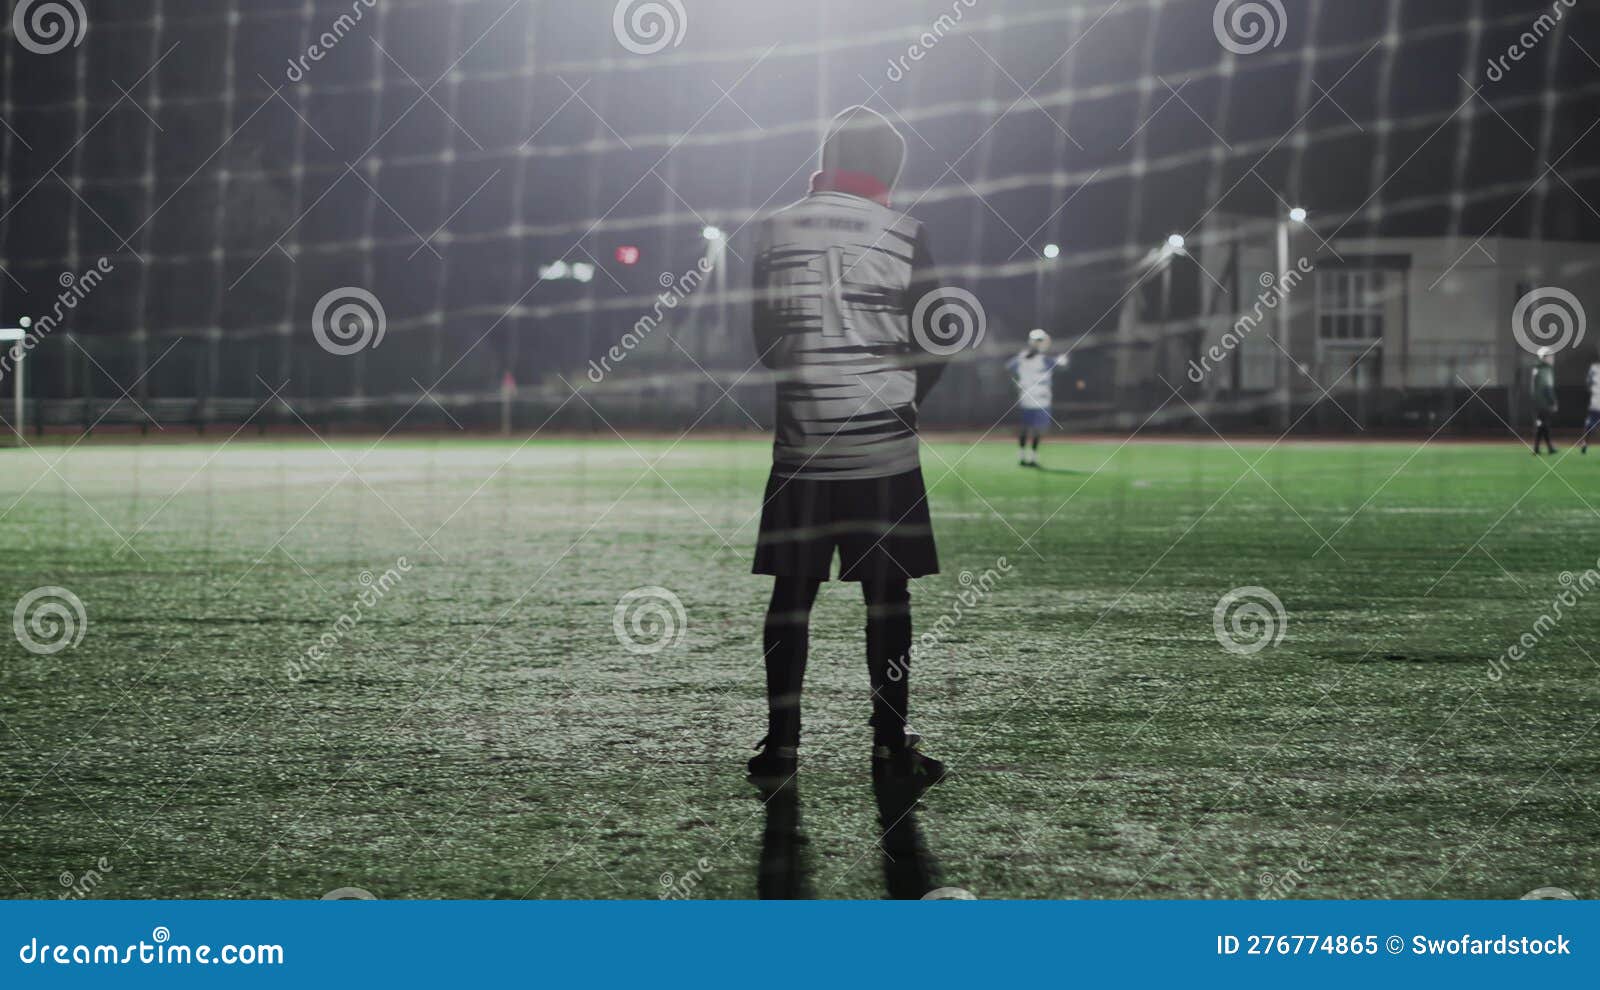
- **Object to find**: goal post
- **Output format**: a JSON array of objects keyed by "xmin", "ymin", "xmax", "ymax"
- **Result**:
[{"xmin": 0, "ymin": 317, "xmax": 27, "ymax": 445}]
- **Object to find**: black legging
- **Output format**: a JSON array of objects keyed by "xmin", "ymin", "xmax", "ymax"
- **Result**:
[
  {"xmin": 763, "ymin": 576, "xmax": 912, "ymax": 747},
  {"xmin": 1535, "ymin": 409, "xmax": 1556, "ymax": 453}
]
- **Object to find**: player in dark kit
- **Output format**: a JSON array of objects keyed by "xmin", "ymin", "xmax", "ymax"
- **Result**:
[
  {"xmin": 1581, "ymin": 355, "xmax": 1600, "ymax": 454},
  {"xmin": 1531, "ymin": 347, "xmax": 1559, "ymax": 456},
  {"xmin": 746, "ymin": 106, "xmax": 950, "ymax": 788}
]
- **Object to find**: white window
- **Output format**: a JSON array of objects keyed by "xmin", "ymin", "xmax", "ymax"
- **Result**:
[{"xmin": 1317, "ymin": 270, "xmax": 1387, "ymax": 342}]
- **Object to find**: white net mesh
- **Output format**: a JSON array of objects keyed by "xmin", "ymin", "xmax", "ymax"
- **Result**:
[{"xmin": 1, "ymin": 0, "xmax": 1597, "ymax": 434}]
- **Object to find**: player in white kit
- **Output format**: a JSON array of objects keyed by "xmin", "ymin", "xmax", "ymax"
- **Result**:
[{"xmin": 1006, "ymin": 329, "xmax": 1066, "ymax": 467}]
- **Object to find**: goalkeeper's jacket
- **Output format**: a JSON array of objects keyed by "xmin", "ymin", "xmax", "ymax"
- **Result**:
[{"xmin": 751, "ymin": 179, "xmax": 948, "ymax": 481}]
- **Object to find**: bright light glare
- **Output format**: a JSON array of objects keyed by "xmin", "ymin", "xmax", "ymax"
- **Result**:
[
  {"xmin": 702, "ymin": 226, "xmax": 724, "ymax": 241},
  {"xmin": 537, "ymin": 260, "xmax": 595, "ymax": 283},
  {"xmin": 1166, "ymin": 234, "xmax": 1186, "ymax": 251},
  {"xmin": 1289, "ymin": 207, "xmax": 1309, "ymax": 224},
  {"xmin": 1043, "ymin": 244, "xmax": 1061, "ymax": 259}
]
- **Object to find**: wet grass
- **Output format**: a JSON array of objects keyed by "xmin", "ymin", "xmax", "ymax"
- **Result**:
[{"xmin": 1, "ymin": 437, "xmax": 1596, "ymax": 899}]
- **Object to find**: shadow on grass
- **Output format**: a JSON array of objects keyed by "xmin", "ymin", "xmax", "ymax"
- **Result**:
[
  {"xmin": 1029, "ymin": 465, "xmax": 1090, "ymax": 476},
  {"xmin": 753, "ymin": 777, "xmax": 951, "ymax": 899}
]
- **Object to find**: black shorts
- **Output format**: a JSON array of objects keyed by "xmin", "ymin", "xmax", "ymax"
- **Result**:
[{"xmin": 752, "ymin": 468, "xmax": 939, "ymax": 582}]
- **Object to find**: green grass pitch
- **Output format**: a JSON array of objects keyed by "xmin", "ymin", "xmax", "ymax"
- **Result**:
[{"xmin": 1, "ymin": 436, "xmax": 1595, "ymax": 900}]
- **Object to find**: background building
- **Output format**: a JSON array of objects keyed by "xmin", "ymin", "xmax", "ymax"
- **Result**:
[{"xmin": 1116, "ymin": 225, "xmax": 1600, "ymax": 432}]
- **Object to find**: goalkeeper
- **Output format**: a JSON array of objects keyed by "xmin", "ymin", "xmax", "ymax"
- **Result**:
[{"xmin": 746, "ymin": 106, "xmax": 951, "ymax": 788}]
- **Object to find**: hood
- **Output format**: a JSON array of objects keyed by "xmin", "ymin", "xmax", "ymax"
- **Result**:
[{"xmin": 815, "ymin": 105, "xmax": 907, "ymax": 197}]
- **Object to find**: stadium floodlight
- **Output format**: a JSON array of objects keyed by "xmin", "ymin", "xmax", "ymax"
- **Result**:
[
  {"xmin": 538, "ymin": 260, "xmax": 597, "ymax": 283},
  {"xmin": 0, "ymin": 316, "xmax": 28, "ymax": 444},
  {"xmin": 702, "ymin": 225, "xmax": 724, "ymax": 242},
  {"xmin": 1043, "ymin": 243, "xmax": 1061, "ymax": 259},
  {"xmin": 1289, "ymin": 207, "xmax": 1309, "ymax": 224}
]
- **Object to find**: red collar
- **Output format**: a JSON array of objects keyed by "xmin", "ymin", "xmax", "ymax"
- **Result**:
[{"xmin": 809, "ymin": 169, "xmax": 892, "ymax": 207}]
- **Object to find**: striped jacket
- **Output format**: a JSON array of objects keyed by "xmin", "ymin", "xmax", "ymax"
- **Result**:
[{"xmin": 752, "ymin": 191, "xmax": 946, "ymax": 480}]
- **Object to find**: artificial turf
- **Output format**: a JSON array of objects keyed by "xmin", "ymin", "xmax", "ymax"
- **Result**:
[{"xmin": 1, "ymin": 436, "xmax": 1596, "ymax": 899}]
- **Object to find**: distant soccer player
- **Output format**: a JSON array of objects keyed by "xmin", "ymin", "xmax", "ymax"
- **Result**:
[
  {"xmin": 1007, "ymin": 329, "xmax": 1065, "ymax": 467},
  {"xmin": 1583, "ymin": 353, "xmax": 1600, "ymax": 455},
  {"xmin": 1531, "ymin": 347, "xmax": 1558, "ymax": 456},
  {"xmin": 747, "ymin": 106, "xmax": 950, "ymax": 788}
]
